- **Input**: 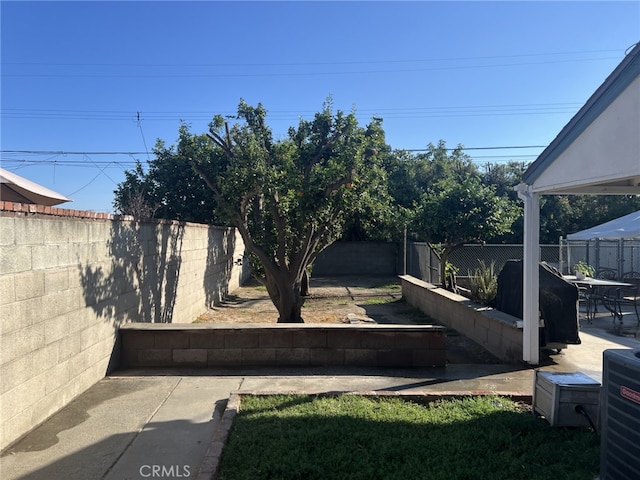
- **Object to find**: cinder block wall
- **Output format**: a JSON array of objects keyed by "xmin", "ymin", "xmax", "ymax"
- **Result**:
[
  {"xmin": 313, "ymin": 241, "xmax": 400, "ymax": 276},
  {"xmin": 400, "ymin": 275, "xmax": 523, "ymax": 363},
  {"xmin": 119, "ymin": 323, "xmax": 447, "ymax": 368},
  {"xmin": 0, "ymin": 202, "xmax": 247, "ymax": 450}
]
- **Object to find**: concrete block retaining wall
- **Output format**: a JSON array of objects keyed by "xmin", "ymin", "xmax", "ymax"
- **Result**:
[
  {"xmin": 0, "ymin": 202, "xmax": 247, "ymax": 450},
  {"xmin": 119, "ymin": 323, "xmax": 447, "ymax": 368},
  {"xmin": 400, "ymin": 275, "xmax": 523, "ymax": 363}
]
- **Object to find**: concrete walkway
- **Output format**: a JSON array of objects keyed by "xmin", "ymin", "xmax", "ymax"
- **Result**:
[{"xmin": 1, "ymin": 319, "xmax": 638, "ymax": 480}]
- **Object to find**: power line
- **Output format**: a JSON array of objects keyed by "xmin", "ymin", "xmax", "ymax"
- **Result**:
[
  {"xmin": 1, "ymin": 150, "xmax": 148, "ymax": 155},
  {"xmin": 3, "ymin": 49, "xmax": 622, "ymax": 80},
  {"xmin": 404, "ymin": 145, "xmax": 545, "ymax": 152},
  {"xmin": 3, "ymin": 103, "xmax": 582, "ymax": 114},
  {"xmin": 1, "ymin": 144, "xmax": 547, "ymax": 175},
  {"xmin": 2, "ymin": 103, "xmax": 583, "ymax": 123},
  {"xmin": 3, "ymin": 48, "xmax": 623, "ymax": 68},
  {"xmin": 3, "ymin": 56, "xmax": 620, "ymax": 79},
  {"xmin": 0, "ymin": 159, "xmax": 139, "ymax": 168},
  {"xmin": 0, "ymin": 144, "xmax": 547, "ymax": 157}
]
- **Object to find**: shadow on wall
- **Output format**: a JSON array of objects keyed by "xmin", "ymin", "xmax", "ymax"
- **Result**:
[
  {"xmin": 202, "ymin": 226, "xmax": 243, "ymax": 309},
  {"xmin": 78, "ymin": 220, "xmax": 185, "ymax": 324}
]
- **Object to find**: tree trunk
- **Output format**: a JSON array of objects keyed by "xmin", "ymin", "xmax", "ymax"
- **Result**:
[
  {"xmin": 264, "ymin": 272, "xmax": 305, "ymax": 323},
  {"xmin": 300, "ymin": 269, "xmax": 310, "ymax": 297}
]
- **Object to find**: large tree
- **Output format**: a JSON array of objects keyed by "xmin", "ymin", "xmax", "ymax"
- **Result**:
[
  {"xmin": 190, "ymin": 99, "xmax": 389, "ymax": 322},
  {"xmin": 409, "ymin": 143, "xmax": 520, "ymax": 290},
  {"xmin": 480, "ymin": 161, "xmax": 528, "ymax": 244},
  {"xmin": 113, "ymin": 125, "xmax": 218, "ymax": 224}
]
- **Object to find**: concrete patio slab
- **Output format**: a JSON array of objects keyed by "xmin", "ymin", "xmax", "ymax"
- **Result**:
[{"xmin": 2, "ymin": 317, "xmax": 638, "ymax": 480}]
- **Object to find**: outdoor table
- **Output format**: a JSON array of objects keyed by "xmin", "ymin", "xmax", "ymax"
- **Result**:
[{"xmin": 563, "ymin": 275, "xmax": 632, "ymax": 334}]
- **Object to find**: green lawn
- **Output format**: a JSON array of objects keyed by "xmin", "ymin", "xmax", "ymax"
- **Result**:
[{"xmin": 217, "ymin": 394, "xmax": 599, "ymax": 480}]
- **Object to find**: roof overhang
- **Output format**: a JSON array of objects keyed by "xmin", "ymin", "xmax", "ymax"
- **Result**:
[
  {"xmin": 0, "ymin": 168, "xmax": 72, "ymax": 206},
  {"xmin": 521, "ymin": 43, "xmax": 640, "ymax": 196},
  {"xmin": 539, "ymin": 174, "xmax": 640, "ymax": 196}
]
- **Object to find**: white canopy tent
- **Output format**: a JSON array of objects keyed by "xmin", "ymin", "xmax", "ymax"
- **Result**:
[
  {"xmin": 567, "ymin": 210, "xmax": 640, "ymax": 241},
  {"xmin": 516, "ymin": 43, "xmax": 640, "ymax": 364},
  {"xmin": 565, "ymin": 210, "xmax": 640, "ymax": 280}
]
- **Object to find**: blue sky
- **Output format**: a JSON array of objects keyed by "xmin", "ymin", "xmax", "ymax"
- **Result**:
[{"xmin": 1, "ymin": 1, "xmax": 639, "ymax": 213}]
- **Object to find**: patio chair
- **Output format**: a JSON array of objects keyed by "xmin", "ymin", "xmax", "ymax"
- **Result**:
[
  {"xmin": 611, "ymin": 272, "xmax": 640, "ymax": 333},
  {"xmin": 587, "ymin": 269, "xmax": 619, "ymax": 319},
  {"xmin": 597, "ymin": 268, "xmax": 618, "ymax": 280},
  {"xmin": 577, "ymin": 285, "xmax": 595, "ymax": 323}
]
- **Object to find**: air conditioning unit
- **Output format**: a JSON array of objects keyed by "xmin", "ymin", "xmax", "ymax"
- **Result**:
[
  {"xmin": 600, "ymin": 349, "xmax": 640, "ymax": 480},
  {"xmin": 532, "ymin": 371, "xmax": 600, "ymax": 427}
]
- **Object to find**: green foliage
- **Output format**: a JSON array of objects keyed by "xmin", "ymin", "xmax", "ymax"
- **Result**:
[
  {"xmin": 399, "ymin": 145, "xmax": 520, "ymax": 289},
  {"xmin": 112, "ymin": 161, "xmax": 159, "ymax": 219},
  {"xmin": 480, "ymin": 161, "xmax": 529, "ymax": 243},
  {"xmin": 537, "ymin": 194, "xmax": 640, "ymax": 244},
  {"xmin": 340, "ymin": 119, "xmax": 401, "ymax": 241},
  {"xmin": 444, "ymin": 260, "xmax": 459, "ymax": 278},
  {"xmin": 113, "ymin": 126, "xmax": 218, "ymax": 223},
  {"xmin": 114, "ymin": 109, "xmax": 640, "ymax": 256},
  {"xmin": 574, "ymin": 260, "xmax": 595, "ymax": 277},
  {"xmin": 469, "ymin": 260, "xmax": 498, "ymax": 306},
  {"xmin": 191, "ymin": 98, "xmax": 391, "ymax": 322},
  {"xmin": 415, "ymin": 175, "xmax": 520, "ymax": 247},
  {"xmin": 218, "ymin": 394, "xmax": 599, "ymax": 480}
]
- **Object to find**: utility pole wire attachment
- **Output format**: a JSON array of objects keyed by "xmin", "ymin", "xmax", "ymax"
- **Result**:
[{"xmin": 136, "ymin": 111, "xmax": 151, "ymax": 161}]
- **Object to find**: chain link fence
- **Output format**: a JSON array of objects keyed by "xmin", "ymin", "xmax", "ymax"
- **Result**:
[
  {"xmin": 406, "ymin": 242, "xmax": 560, "ymax": 284},
  {"xmin": 561, "ymin": 238, "xmax": 640, "ymax": 279}
]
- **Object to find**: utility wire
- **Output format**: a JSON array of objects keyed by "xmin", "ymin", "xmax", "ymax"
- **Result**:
[
  {"xmin": 3, "ymin": 56, "xmax": 620, "ymax": 79},
  {"xmin": 137, "ymin": 112, "xmax": 152, "ymax": 162},
  {"xmin": 1, "ymin": 144, "xmax": 547, "ymax": 156},
  {"xmin": 1, "ymin": 150, "xmax": 149, "ymax": 155},
  {"xmin": 65, "ymin": 157, "xmax": 116, "ymax": 197},
  {"xmin": 3, "ymin": 48, "xmax": 623, "ymax": 68},
  {"xmin": 1, "ymin": 102, "xmax": 583, "ymax": 121}
]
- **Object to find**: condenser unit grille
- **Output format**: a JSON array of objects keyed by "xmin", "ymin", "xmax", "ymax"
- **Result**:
[{"xmin": 600, "ymin": 349, "xmax": 640, "ymax": 480}]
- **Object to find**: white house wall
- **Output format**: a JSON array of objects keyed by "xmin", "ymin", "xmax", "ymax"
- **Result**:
[{"xmin": 531, "ymin": 75, "xmax": 640, "ymax": 193}]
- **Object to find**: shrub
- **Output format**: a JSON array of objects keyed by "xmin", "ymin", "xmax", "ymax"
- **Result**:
[
  {"xmin": 469, "ymin": 260, "xmax": 497, "ymax": 306},
  {"xmin": 574, "ymin": 260, "xmax": 594, "ymax": 277}
]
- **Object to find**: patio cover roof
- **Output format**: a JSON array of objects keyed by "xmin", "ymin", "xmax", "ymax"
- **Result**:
[
  {"xmin": 0, "ymin": 168, "xmax": 72, "ymax": 206},
  {"xmin": 522, "ymin": 42, "xmax": 640, "ymax": 195},
  {"xmin": 516, "ymin": 42, "xmax": 640, "ymax": 364}
]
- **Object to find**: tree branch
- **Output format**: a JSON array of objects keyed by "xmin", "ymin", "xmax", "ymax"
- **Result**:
[
  {"xmin": 267, "ymin": 188, "xmax": 289, "ymax": 270},
  {"xmin": 324, "ymin": 168, "xmax": 355, "ymax": 197},
  {"xmin": 233, "ymin": 205, "xmax": 279, "ymax": 282},
  {"xmin": 192, "ymin": 163, "xmax": 222, "ymax": 197},
  {"xmin": 303, "ymin": 130, "xmax": 342, "ymax": 183},
  {"xmin": 207, "ymin": 128, "xmax": 234, "ymax": 160}
]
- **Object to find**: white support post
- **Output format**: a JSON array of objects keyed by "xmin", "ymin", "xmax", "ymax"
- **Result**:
[{"xmin": 516, "ymin": 183, "xmax": 540, "ymax": 365}]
